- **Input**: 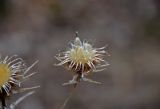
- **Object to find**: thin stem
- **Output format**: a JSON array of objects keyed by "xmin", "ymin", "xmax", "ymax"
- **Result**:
[
  {"xmin": 60, "ymin": 73, "xmax": 81, "ymax": 109},
  {"xmin": 0, "ymin": 94, "xmax": 6, "ymax": 109},
  {"xmin": 60, "ymin": 83, "xmax": 77, "ymax": 109}
]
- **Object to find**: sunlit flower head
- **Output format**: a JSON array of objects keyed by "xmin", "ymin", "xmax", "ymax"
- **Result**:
[
  {"xmin": 0, "ymin": 55, "xmax": 39, "ymax": 97},
  {"xmin": 55, "ymin": 35, "xmax": 109, "ymax": 85}
]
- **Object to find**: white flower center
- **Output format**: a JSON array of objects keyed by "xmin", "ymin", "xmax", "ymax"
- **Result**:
[{"xmin": 69, "ymin": 37, "xmax": 95, "ymax": 64}]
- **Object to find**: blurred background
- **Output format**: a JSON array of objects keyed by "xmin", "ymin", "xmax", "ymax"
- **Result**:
[{"xmin": 0, "ymin": 0, "xmax": 160, "ymax": 109}]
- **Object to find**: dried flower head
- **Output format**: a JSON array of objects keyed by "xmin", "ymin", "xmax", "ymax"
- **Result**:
[
  {"xmin": 0, "ymin": 55, "xmax": 39, "ymax": 109},
  {"xmin": 55, "ymin": 34, "xmax": 109, "ymax": 86}
]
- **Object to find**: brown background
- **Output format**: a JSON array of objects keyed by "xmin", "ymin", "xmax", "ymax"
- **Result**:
[{"xmin": 0, "ymin": 0, "xmax": 160, "ymax": 109}]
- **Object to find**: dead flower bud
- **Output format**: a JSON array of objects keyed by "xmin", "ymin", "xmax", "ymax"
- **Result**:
[
  {"xmin": 55, "ymin": 35, "xmax": 109, "ymax": 86},
  {"xmin": 0, "ymin": 55, "xmax": 39, "ymax": 109}
]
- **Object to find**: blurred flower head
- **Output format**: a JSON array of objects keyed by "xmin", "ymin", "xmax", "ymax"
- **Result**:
[
  {"xmin": 55, "ymin": 35, "xmax": 109, "ymax": 85},
  {"xmin": 0, "ymin": 55, "xmax": 26, "ymax": 96},
  {"xmin": 0, "ymin": 55, "xmax": 39, "ymax": 108}
]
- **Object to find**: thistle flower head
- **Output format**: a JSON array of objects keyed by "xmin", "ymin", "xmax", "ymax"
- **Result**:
[
  {"xmin": 0, "ymin": 55, "xmax": 39, "ymax": 109},
  {"xmin": 55, "ymin": 35, "xmax": 109, "ymax": 85},
  {"xmin": 0, "ymin": 55, "xmax": 39, "ymax": 97}
]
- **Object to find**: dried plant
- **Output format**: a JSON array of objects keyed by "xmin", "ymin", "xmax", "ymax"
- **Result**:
[
  {"xmin": 55, "ymin": 32, "xmax": 109, "ymax": 109},
  {"xmin": 0, "ymin": 55, "xmax": 39, "ymax": 109}
]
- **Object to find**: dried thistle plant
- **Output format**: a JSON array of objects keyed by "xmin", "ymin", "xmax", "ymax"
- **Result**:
[
  {"xmin": 55, "ymin": 32, "xmax": 109, "ymax": 109},
  {"xmin": 0, "ymin": 55, "xmax": 39, "ymax": 109},
  {"xmin": 55, "ymin": 33, "xmax": 109, "ymax": 86}
]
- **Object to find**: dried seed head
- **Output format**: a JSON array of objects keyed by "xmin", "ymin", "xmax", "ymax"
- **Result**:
[
  {"xmin": 55, "ymin": 36, "xmax": 109, "ymax": 85},
  {"xmin": 56, "ymin": 35, "xmax": 109, "ymax": 109},
  {"xmin": 0, "ymin": 55, "xmax": 39, "ymax": 97}
]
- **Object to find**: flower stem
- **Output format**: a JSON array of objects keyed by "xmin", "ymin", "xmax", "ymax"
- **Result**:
[
  {"xmin": 60, "ymin": 73, "xmax": 81, "ymax": 109},
  {"xmin": 0, "ymin": 91, "xmax": 6, "ymax": 109}
]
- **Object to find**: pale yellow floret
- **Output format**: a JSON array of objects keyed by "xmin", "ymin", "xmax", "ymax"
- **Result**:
[
  {"xmin": 68, "ymin": 37, "xmax": 95, "ymax": 64},
  {"xmin": 69, "ymin": 47, "xmax": 94, "ymax": 64},
  {"xmin": 0, "ymin": 64, "xmax": 11, "ymax": 88}
]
